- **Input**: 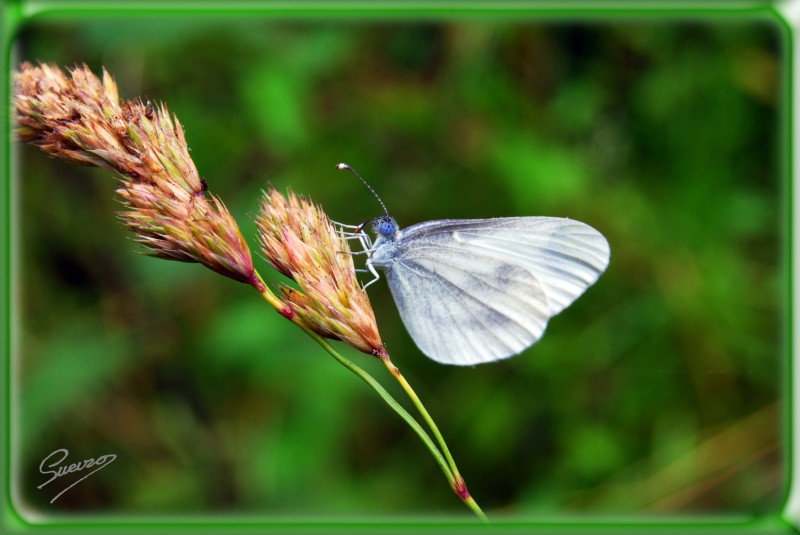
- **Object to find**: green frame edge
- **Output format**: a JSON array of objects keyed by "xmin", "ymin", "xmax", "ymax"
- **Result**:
[{"xmin": 0, "ymin": 1, "xmax": 794, "ymax": 532}]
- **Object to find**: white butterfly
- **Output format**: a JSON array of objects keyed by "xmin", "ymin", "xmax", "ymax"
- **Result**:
[{"xmin": 336, "ymin": 164, "xmax": 610, "ymax": 366}]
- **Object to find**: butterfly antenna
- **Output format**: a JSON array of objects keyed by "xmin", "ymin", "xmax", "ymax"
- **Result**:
[{"xmin": 336, "ymin": 163, "xmax": 390, "ymax": 217}]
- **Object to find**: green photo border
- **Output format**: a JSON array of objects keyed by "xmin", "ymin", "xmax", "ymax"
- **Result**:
[{"xmin": 1, "ymin": 1, "xmax": 794, "ymax": 532}]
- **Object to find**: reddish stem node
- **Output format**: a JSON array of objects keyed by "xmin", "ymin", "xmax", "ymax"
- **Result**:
[
  {"xmin": 278, "ymin": 303, "xmax": 295, "ymax": 320},
  {"xmin": 453, "ymin": 475, "xmax": 471, "ymax": 501},
  {"xmin": 251, "ymin": 275, "xmax": 267, "ymax": 294}
]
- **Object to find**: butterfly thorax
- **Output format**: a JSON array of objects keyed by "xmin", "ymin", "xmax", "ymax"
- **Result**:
[{"xmin": 368, "ymin": 216, "xmax": 402, "ymax": 269}]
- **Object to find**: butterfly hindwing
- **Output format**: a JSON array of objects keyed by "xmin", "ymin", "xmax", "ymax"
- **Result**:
[
  {"xmin": 381, "ymin": 217, "xmax": 609, "ymax": 365},
  {"xmin": 386, "ymin": 247, "xmax": 550, "ymax": 365}
]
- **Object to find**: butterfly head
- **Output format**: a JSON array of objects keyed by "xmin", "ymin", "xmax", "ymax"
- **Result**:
[
  {"xmin": 373, "ymin": 215, "xmax": 398, "ymax": 238},
  {"xmin": 336, "ymin": 163, "xmax": 398, "ymax": 239}
]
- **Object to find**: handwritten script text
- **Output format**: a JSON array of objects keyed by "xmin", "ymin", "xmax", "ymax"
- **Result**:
[{"xmin": 38, "ymin": 448, "xmax": 116, "ymax": 503}]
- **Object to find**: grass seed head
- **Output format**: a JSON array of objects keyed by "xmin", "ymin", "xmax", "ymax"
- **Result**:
[
  {"xmin": 14, "ymin": 62, "xmax": 257, "ymax": 287},
  {"xmin": 256, "ymin": 189, "xmax": 384, "ymax": 355}
]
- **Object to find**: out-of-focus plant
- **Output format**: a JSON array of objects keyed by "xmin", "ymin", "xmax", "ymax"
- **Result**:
[{"xmin": 13, "ymin": 62, "xmax": 486, "ymax": 521}]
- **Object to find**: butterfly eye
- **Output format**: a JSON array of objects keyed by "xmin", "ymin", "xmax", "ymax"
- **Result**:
[{"xmin": 378, "ymin": 219, "xmax": 396, "ymax": 237}]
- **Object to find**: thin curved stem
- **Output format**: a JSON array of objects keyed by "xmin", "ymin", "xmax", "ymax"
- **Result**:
[
  {"xmin": 379, "ymin": 354, "xmax": 488, "ymax": 522},
  {"xmin": 299, "ymin": 327, "xmax": 456, "ymax": 490},
  {"xmin": 251, "ymin": 273, "xmax": 457, "ymax": 492},
  {"xmin": 251, "ymin": 270, "xmax": 487, "ymax": 522}
]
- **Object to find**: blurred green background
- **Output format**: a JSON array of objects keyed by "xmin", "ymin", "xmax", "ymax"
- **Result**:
[{"xmin": 11, "ymin": 8, "xmax": 785, "ymax": 521}]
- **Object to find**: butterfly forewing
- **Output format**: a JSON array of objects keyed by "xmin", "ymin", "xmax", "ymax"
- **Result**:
[
  {"xmin": 401, "ymin": 217, "xmax": 609, "ymax": 315},
  {"xmin": 382, "ymin": 217, "xmax": 609, "ymax": 365}
]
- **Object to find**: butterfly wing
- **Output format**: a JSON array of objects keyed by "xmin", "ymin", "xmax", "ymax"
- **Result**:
[
  {"xmin": 380, "ymin": 217, "xmax": 610, "ymax": 365},
  {"xmin": 385, "ymin": 249, "xmax": 551, "ymax": 365}
]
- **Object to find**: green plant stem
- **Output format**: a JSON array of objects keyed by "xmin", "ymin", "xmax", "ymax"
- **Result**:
[
  {"xmin": 252, "ymin": 272, "xmax": 493, "ymax": 519},
  {"xmin": 379, "ymin": 354, "xmax": 488, "ymax": 522},
  {"xmin": 299, "ymin": 326, "xmax": 456, "ymax": 489}
]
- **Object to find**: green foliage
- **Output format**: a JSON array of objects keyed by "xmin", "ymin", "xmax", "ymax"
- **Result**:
[{"xmin": 14, "ymin": 13, "xmax": 784, "ymax": 519}]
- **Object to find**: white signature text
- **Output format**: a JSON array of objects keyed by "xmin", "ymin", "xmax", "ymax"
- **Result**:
[{"xmin": 38, "ymin": 448, "xmax": 116, "ymax": 503}]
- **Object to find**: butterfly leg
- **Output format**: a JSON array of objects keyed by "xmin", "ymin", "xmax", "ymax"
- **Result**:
[
  {"xmin": 361, "ymin": 259, "xmax": 381, "ymax": 290},
  {"xmin": 331, "ymin": 220, "xmax": 362, "ymax": 229},
  {"xmin": 332, "ymin": 222, "xmax": 373, "ymax": 246},
  {"xmin": 346, "ymin": 232, "xmax": 374, "ymax": 252},
  {"xmin": 336, "ymin": 229, "xmax": 373, "ymax": 252},
  {"xmin": 339, "ymin": 237, "xmax": 375, "ymax": 257},
  {"xmin": 358, "ymin": 232, "xmax": 373, "ymax": 251},
  {"xmin": 340, "ymin": 234, "xmax": 368, "ymax": 244}
]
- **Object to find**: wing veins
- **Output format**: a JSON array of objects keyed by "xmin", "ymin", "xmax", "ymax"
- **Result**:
[
  {"xmin": 398, "ymin": 258, "xmax": 541, "ymax": 348},
  {"xmin": 456, "ymin": 230, "xmax": 608, "ymax": 268},
  {"xmin": 404, "ymin": 241, "xmax": 598, "ymax": 286},
  {"xmin": 390, "ymin": 266, "xmax": 459, "ymax": 359},
  {"xmin": 397, "ymin": 260, "xmax": 509, "ymax": 347}
]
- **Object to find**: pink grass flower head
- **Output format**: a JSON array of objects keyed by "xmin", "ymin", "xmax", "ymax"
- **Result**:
[
  {"xmin": 256, "ymin": 189, "xmax": 385, "ymax": 356},
  {"xmin": 14, "ymin": 63, "xmax": 257, "ymax": 287}
]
